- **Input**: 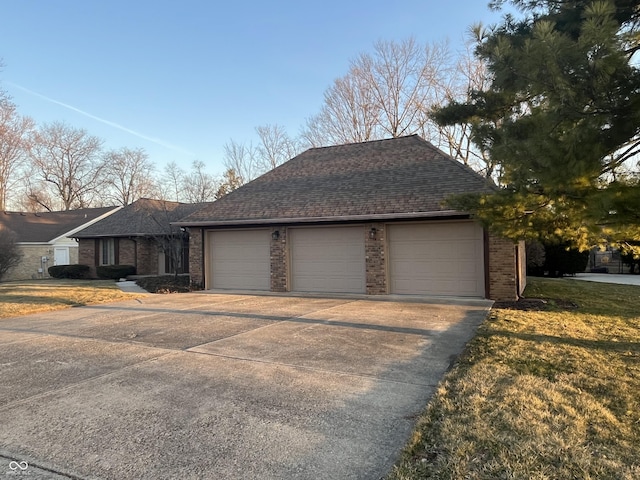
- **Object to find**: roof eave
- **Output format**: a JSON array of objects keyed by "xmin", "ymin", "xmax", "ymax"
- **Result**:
[{"xmin": 173, "ymin": 210, "xmax": 472, "ymax": 227}]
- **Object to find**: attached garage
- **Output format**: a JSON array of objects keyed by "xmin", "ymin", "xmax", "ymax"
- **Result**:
[
  {"xmin": 388, "ymin": 222, "xmax": 485, "ymax": 297},
  {"xmin": 290, "ymin": 226, "xmax": 366, "ymax": 294},
  {"xmin": 208, "ymin": 229, "xmax": 270, "ymax": 290},
  {"xmin": 181, "ymin": 136, "xmax": 521, "ymax": 301}
]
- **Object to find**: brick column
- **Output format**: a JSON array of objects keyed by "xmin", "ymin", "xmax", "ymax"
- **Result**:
[
  {"xmin": 78, "ymin": 239, "xmax": 97, "ymax": 278},
  {"xmin": 365, "ymin": 222, "xmax": 387, "ymax": 295},
  {"xmin": 188, "ymin": 228, "xmax": 205, "ymax": 289},
  {"xmin": 488, "ymin": 233, "xmax": 518, "ymax": 301},
  {"xmin": 270, "ymin": 227, "xmax": 288, "ymax": 292}
]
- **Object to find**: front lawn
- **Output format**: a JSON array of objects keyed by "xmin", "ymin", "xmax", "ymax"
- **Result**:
[
  {"xmin": 0, "ymin": 279, "xmax": 145, "ymax": 318},
  {"xmin": 388, "ymin": 277, "xmax": 640, "ymax": 479}
]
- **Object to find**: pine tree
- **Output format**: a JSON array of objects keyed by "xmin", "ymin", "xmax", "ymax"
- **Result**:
[{"xmin": 433, "ymin": 0, "xmax": 640, "ymax": 253}]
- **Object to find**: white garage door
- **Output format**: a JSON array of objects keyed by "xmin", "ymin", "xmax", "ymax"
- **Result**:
[
  {"xmin": 209, "ymin": 230, "xmax": 270, "ymax": 290},
  {"xmin": 290, "ymin": 227, "xmax": 365, "ymax": 294},
  {"xmin": 389, "ymin": 222, "xmax": 485, "ymax": 297}
]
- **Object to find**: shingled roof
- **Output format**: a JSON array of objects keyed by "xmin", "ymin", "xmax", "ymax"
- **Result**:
[
  {"xmin": 0, "ymin": 207, "xmax": 118, "ymax": 243},
  {"xmin": 74, "ymin": 198, "xmax": 206, "ymax": 238},
  {"xmin": 178, "ymin": 135, "xmax": 494, "ymax": 226}
]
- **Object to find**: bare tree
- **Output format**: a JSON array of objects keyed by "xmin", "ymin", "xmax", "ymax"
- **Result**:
[
  {"xmin": 182, "ymin": 160, "xmax": 219, "ymax": 203},
  {"xmin": 359, "ymin": 38, "xmax": 451, "ymax": 138},
  {"xmin": 255, "ymin": 124, "xmax": 300, "ymax": 172},
  {"xmin": 28, "ymin": 122, "xmax": 105, "ymax": 210},
  {"xmin": 0, "ymin": 95, "xmax": 34, "ymax": 210},
  {"xmin": 301, "ymin": 72, "xmax": 380, "ymax": 147},
  {"xmin": 431, "ymin": 29, "xmax": 497, "ymax": 178},
  {"xmin": 223, "ymin": 139, "xmax": 260, "ymax": 184},
  {"xmin": 158, "ymin": 161, "xmax": 185, "ymax": 202},
  {"xmin": 0, "ymin": 228, "xmax": 21, "ymax": 280},
  {"xmin": 301, "ymin": 38, "xmax": 452, "ymax": 147},
  {"xmin": 103, "ymin": 147, "xmax": 158, "ymax": 205}
]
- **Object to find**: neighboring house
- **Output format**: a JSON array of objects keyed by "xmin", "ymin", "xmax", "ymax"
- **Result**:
[
  {"xmin": 177, "ymin": 135, "xmax": 525, "ymax": 301},
  {"xmin": 74, "ymin": 198, "xmax": 205, "ymax": 277},
  {"xmin": 0, "ymin": 207, "xmax": 119, "ymax": 281}
]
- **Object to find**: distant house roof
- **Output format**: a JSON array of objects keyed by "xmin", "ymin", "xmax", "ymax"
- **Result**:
[
  {"xmin": 0, "ymin": 207, "xmax": 119, "ymax": 243},
  {"xmin": 74, "ymin": 198, "xmax": 206, "ymax": 238},
  {"xmin": 178, "ymin": 135, "xmax": 494, "ymax": 226}
]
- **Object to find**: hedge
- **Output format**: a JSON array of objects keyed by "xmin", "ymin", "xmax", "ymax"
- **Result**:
[
  {"xmin": 96, "ymin": 264, "xmax": 136, "ymax": 279},
  {"xmin": 48, "ymin": 264, "xmax": 90, "ymax": 279}
]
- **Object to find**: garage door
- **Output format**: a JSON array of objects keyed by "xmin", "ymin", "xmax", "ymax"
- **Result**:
[
  {"xmin": 209, "ymin": 230, "xmax": 270, "ymax": 290},
  {"xmin": 290, "ymin": 227, "xmax": 365, "ymax": 294},
  {"xmin": 388, "ymin": 222, "xmax": 485, "ymax": 297}
]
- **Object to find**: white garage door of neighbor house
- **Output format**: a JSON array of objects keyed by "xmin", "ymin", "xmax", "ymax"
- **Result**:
[
  {"xmin": 388, "ymin": 222, "xmax": 485, "ymax": 297},
  {"xmin": 290, "ymin": 226, "xmax": 366, "ymax": 294},
  {"xmin": 209, "ymin": 230, "xmax": 270, "ymax": 290}
]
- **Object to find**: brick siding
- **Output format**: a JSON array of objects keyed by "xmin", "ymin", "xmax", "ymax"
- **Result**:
[
  {"xmin": 188, "ymin": 228, "xmax": 204, "ymax": 289},
  {"xmin": 365, "ymin": 223, "xmax": 387, "ymax": 294},
  {"xmin": 487, "ymin": 233, "xmax": 519, "ymax": 301},
  {"xmin": 5, "ymin": 245, "xmax": 55, "ymax": 281},
  {"xmin": 270, "ymin": 227, "xmax": 288, "ymax": 292}
]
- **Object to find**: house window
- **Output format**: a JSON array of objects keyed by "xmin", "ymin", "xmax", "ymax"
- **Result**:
[{"xmin": 100, "ymin": 238, "xmax": 115, "ymax": 265}]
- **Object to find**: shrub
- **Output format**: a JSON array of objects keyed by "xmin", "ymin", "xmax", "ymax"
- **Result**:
[
  {"xmin": 96, "ymin": 264, "xmax": 136, "ymax": 279},
  {"xmin": 525, "ymin": 241, "xmax": 546, "ymax": 275},
  {"xmin": 135, "ymin": 275, "xmax": 191, "ymax": 293},
  {"xmin": 527, "ymin": 242, "xmax": 589, "ymax": 277},
  {"xmin": 48, "ymin": 264, "xmax": 90, "ymax": 279}
]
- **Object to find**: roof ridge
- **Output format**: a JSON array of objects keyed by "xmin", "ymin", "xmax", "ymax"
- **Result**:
[{"xmin": 307, "ymin": 134, "xmax": 420, "ymax": 151}]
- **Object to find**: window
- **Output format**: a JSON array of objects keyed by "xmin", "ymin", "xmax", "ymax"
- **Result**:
[{"xmin": 100, "ymin": 238, "xmax": 115, "ymax": 265}]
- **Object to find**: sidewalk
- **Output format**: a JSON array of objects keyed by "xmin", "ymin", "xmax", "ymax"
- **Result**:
[
  {"xmin": 572, "ymin": 273, "xmax": 640, "ymax": 286},
  {"xmin": 115, "ymin": 280, "xmax": 150, "ymax": 293}
]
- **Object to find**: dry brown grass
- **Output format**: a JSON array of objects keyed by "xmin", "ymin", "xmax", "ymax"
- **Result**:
[
  {"xmin": 388, "ymin": 277, "xmax": 640, "ymax": 480},
  {"xmin": 0, "ymin": 279, "xmax": 145, "ymax": 318}
]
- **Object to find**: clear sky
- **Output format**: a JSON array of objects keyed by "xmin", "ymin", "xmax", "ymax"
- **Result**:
[{"xmin": 1, "ymin": 1, "xmax": 508, "ymax": 175}]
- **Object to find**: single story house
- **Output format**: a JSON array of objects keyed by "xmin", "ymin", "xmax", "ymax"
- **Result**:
[
  {"xmin": 0, "ymin": 206, "xmax": 119, "ymax": 281},
  {"xmin": 74, "ymin": 198, "xmax": 205, "ymax": 277},
  {"xmin": 177, "ymin": 135, "xmax": 525, "ymax": 301}
]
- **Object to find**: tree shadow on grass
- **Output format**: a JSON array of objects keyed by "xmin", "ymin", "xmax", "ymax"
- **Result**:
[{"xmin": 489, "ymin": 329, "xmax": 639, "ymax": 355}]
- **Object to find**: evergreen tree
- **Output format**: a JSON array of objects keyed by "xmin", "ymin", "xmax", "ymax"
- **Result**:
[{"xmin": 433, "ymin": 0, "xmax": 640, "ymax": 254}]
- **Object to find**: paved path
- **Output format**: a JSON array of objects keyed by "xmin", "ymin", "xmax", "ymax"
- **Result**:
[
  {"xmin": 572, "ymin": 273, "xmax": 640, "ymax": 286},
  {"xmin": 115, "ymin": 280, "xmax": 150, "ymax": 293},
  {"xmin": 0, "ymin": 293, "xmax": 491, "ymax": 479}
]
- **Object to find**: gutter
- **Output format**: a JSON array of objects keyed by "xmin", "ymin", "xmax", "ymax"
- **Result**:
[{"xmin": 172, "ymin": 210, "xmax": 471, "ymax": 227}]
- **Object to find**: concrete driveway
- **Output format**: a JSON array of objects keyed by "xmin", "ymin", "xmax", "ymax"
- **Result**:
[{"xmin": 0, "ymin": 293, "xmax": 491, "ymax": 479}]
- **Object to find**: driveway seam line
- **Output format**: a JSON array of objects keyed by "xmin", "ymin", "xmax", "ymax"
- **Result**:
[
  {"xmin": 185, "ymin": 348, "xmax": 436, "ymax": 388},
  {"xmin": 186, "ymin": 299, "xmax": 362, "ymax": 346},
  {"xmin": 0, "ymin": 351, "xmax": 176, "ymax": 413}
]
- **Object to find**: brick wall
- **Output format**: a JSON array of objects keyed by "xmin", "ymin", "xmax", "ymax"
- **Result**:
[
  {"xmin": 270, "ymin": 227, "xmax": 288, "ymax": 292},
  {"xmin": 487, "ymin": 233, "xmax": 518, "ymax": 301},
  {"xmin": 4, "ymin": 245, "xmax": 53, "ymax": 281},
  {"xmin": 78, "ymin": 239, "xmax": 97, "ymax": 277},
  {"xmin": 135, "ymin": 237, "xmax": 158, "ymax": 275},
  {"xmin": 365, "ymin": 222, "xmax": 387, "ymax": 294},
  {"xmin": 188, "ymin": 228, "xmax": 204, "ymax": 289},
  {"xmin": 118, "ymin": 238, "xmax": 136, "ymax": 266}
]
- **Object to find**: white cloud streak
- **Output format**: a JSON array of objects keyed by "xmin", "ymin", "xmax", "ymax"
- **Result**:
[{"xmin": 6, "ymin": 81, "xmax": 195, "ymax": 156}]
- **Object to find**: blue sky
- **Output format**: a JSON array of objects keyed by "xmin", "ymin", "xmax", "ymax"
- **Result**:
[{"xmin": 1, "ymin": 1, "xmax": 508, "ymax": 174}]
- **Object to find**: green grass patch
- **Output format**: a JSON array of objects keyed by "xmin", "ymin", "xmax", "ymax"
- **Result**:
[
  {"xmin": 0, "ymin": 279, "xmax": 145, "ymax": 318},
  {"xmin": 387, "ymin": 277, "xmax": 640, "ymax": 480}
]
